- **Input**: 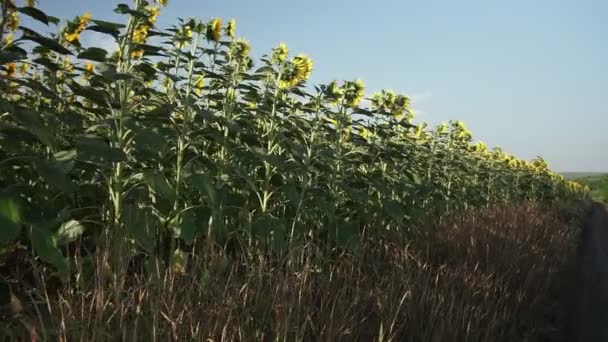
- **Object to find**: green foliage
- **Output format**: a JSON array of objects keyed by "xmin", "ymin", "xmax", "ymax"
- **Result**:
[{"xmin": 0, "ymin": 0, "xmax": 587, "ymax": 272}]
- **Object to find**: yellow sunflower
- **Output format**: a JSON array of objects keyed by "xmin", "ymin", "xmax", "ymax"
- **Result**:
[{"xmin": 207, "ymin": 18, "xmax": 222, "ymax": 42}]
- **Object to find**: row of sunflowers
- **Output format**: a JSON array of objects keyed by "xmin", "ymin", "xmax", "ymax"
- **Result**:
[{"xmin": 0, "ymin": 0, "xmax": 587, "ymax": 272}]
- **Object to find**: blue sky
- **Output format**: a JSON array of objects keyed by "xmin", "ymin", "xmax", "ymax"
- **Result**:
[{"xmin": 32, "ymin": 0, "xmax": 608, "ymax": 172}]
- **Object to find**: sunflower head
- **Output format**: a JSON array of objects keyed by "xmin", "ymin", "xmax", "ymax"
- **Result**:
[
  {"xmin": 226, "ymin": 18, "xmax": 236, "ymax": 39},
  {"xmin": 324, "ymin": 80, "xmax": 344, "ymax": 104},
  {"xmin": 231, "ymin": 38, "xmax": 251, "ymax": 61},
  {"xmin": 272, "ymin": 43, "xmax": 289, "ymax": 63},
  {"xmin": 344, "ymin": 79, "xmax": 365, "ymax": 108},
  {"xmin": 62, "ymin": 12, "xmax": 91, "ymax": 45},
  {"xmin": 206, "ymin": 18, "xmax": 222, "ymax": 42},
  {"xmin": 279, "ymin": 54, "xmax": 312, "ymax": 89},
  {"xmin": 156, "ymin": 0, "xmax": 168, "ymax": 6},
  {"xmin": 7, "ymin": 11, "xmax": 19, "ymax": 32},
  {"xmin": 131, "ymin": 49, "xmax": 144, "ymax": 59},
  {"xmin": 4, "ymin": 62, "xmax": 17, "ymax": 77},
  {"xmin": 146, "ymin": 6, "xmax": 161, "ymax": 24}
]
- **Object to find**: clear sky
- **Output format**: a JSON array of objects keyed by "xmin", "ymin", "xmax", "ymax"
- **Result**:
[{"xmin": 32, "ymin": 0, "xmax": 608, "ymax": 172}]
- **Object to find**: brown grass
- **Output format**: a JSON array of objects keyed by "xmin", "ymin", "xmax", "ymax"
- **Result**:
[{"xmin": 0, "ymin": 201, "xmax": 584, "ymax": 341}]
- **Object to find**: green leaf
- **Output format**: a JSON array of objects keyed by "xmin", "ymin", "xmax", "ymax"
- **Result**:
[
  {"xmin": 188, "ymin": 173, "xmax": 218, "ymax": 207},
  {"xmin": 335, "ymin": 221, "xmax": 359, "ymax": 250},
  {"xmin": 122, "ymin": 205, "xmax": 154, "ymax": 252},
  {"xmin": 144, "ymin": 171, "xmax": 177, "ymax": 203},
  {"xmin": 76, "ymin": 135, "xmax": 126, "ymax": 167},
  {"xmin": 77, "ymin": 47, "xmax": 108, "ymax": 62},
  {"xmin": 0, "ymin": 50, "xmax": 26, "ymax": 65},
  {"xmin": 30, "ymin": 224, "xmax": 69, "ymax": 274},
  {"xmin": 54, "ymin": 220, "xmax": 84, "ymax": 245},
  {"xmin": 86, "ymin": 19, "xmax": 124, "ymax": 37},
  {"xmin": 114, "ymin": 4, "xmax": 148, "ymax": 19},
  {"xmin": 17, "ymin": 6, "xmax": 49, "ymax": 25},
  {"xmin": 172, "ymin": 210, "xmax": 198, "ymax": 243},
  {"xmin": 0, "ymin": 197, "xmax": 21, "ymax": 246},
  {"xmin": 382, "ymin": 199, "xmax": 406, "ymax": 221},
  {"xmin": 11, "ymin": 108, "xmax": 55, "ymax": 147},
  {"xmin": 20, "ymin": 27, "xmax": 73, "ymax": 55},
  {"xmin": 34, "ymin": 159, "xmax": 76, "ymax": 193}
]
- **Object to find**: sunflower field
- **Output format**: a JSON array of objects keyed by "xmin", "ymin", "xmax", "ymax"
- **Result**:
[{"xmin": 0, "ymin": 0, "xmax": 588, "ymax": 275}]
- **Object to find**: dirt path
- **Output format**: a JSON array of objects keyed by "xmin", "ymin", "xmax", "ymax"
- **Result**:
[{"xmin": 567, "ymin": 202, "xmax": 608, "ymax": 341}]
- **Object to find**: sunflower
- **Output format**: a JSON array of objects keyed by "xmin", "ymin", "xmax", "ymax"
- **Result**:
[
  {"xmin": 272, "ymin": 43, "xmax": 289, "ymax": 63},
  {"xmin": 344, "ymin": 79, "xmax": 364, "ymax": 108},
  {"xmin": 133, "ymin": 24, "xmax": 150, "ymax": 44},
  {"xmin": 63, "ymin": 12, "xmax": 91, "ymax": 44},
  {"xmin": 156, "ymin": 0, "xmax": 168, "ymax": 6},
  {"xmin": 206, "ymin": 18, "xmax": 222, "ymax": 42},
  {"xmin": 131, "ymin": 49, "xmax": 144, "ymax": 59},
  {"xmin": 7, "ymin": 11, "xmax": 19, "ymax": 32},
  {"xmin": 146, "ymin": 6, "xmax": 161, "ymax": 24},
  {"xmin": 279, "ymin": 54, "xmax": 312, "ymax": 89},
  {"xmin": 324, "ymin": 80, "xmax": 344, "ymax": 104},
  {"xmin": 232, "ymin": 38, "xmax": 251, "ymax": 61},
  {"xmin": 226, "ymin": 19, "xmax": 236, "ymax": 39},
  {"xmin": 4, "ymin": 63, "xmax": 17, "ymax": 77},
  {"xmin": 175, "ymin": 25, "xmax": 193, "ymax": 49},
  {"xmin": 392, "ymin": 94, "xmax": 410, "ymax": 119}
]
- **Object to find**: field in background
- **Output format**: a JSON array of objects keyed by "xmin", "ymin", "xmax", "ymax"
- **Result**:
[{"xmin": 570, "ymin": 174, "xmax": 608, "ymax": 202}]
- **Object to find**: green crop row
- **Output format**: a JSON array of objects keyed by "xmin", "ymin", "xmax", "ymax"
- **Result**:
[{"xmin": 0, "ymin": 0, "xmax": 588, "ymax": 273}]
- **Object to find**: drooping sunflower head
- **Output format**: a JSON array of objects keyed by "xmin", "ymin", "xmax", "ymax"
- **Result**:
[
  {"xmin": 206, "ymin": 18, "xmax": 222, "ymax": 42},
  {"xmin": 324, "ymin": 80, "xmax": 344, "ymax": 104},
  {"xmin": 344, "ymin": 79, "xmax": 365, "ymax": 108},
  {"xmin": 272, "ymin": 42, "xmax": 289, "ymax": 63},
  {"xmin": 279, "ymin": 54, "xmax": 312, "ymax": 89},
  {"xmin": 231, "ymin": 38, "xmax": 251, "ymax": 61},
  {"xmin": 226, "ymin": 18, "xmax": 236, "ymax": 39},
  {"xmin": 392, "ymin": 94, "xmax": 410, "ymax": 118},
  {"xmin": 371, "ymin": 89, "xmax": 396, "ymax": 112},
  {"xmin": 175, "ymin": 24, "xmax": 192, "ymax": 49}
]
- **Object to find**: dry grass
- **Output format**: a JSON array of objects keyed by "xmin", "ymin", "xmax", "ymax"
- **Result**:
[{"xmin": 1, "ymin": 202, "xmax": 584, "ymax": 341}]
